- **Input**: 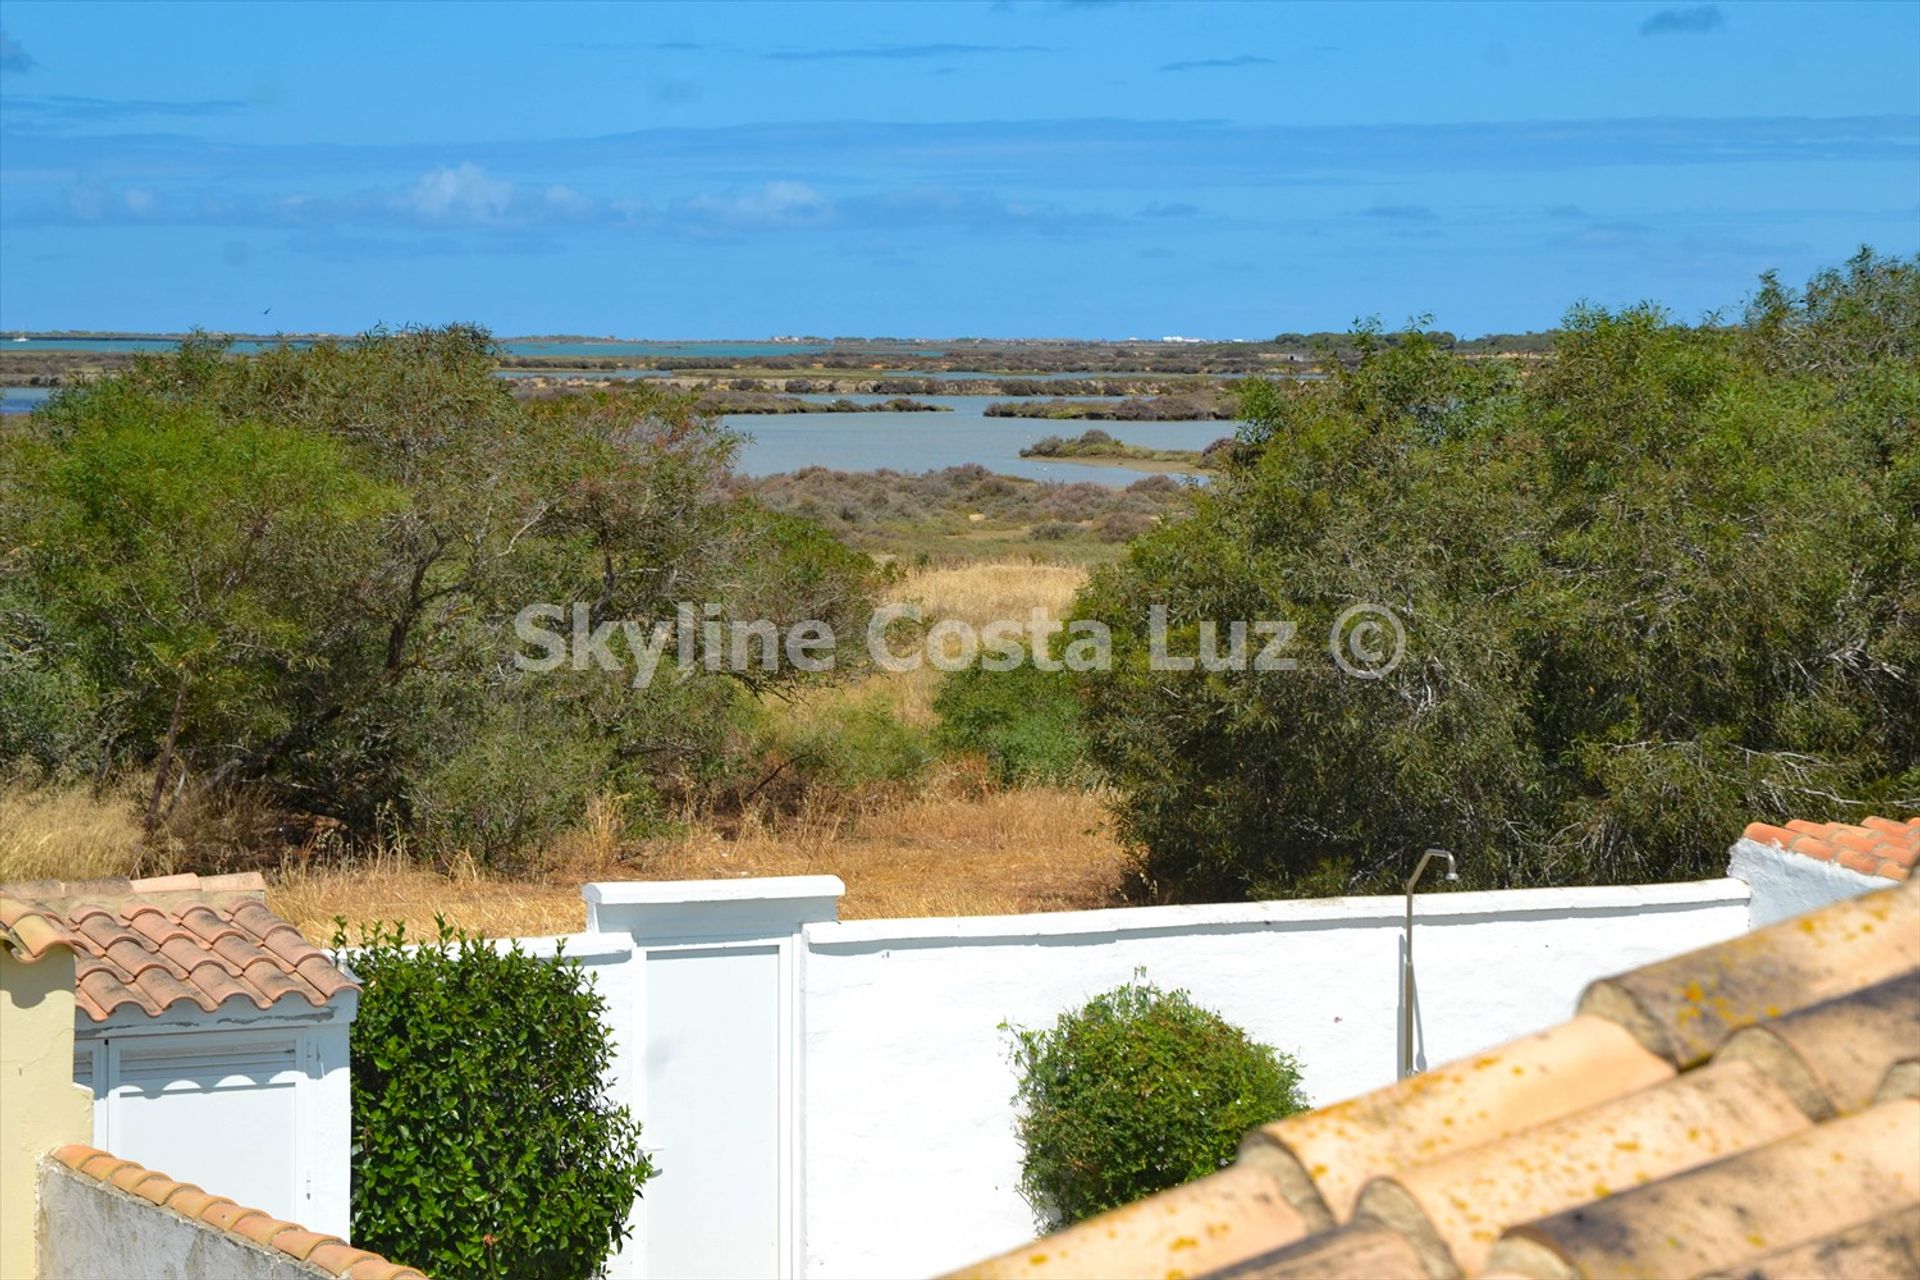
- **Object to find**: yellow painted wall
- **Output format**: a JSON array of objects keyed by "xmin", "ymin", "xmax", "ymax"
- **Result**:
[{"xmin": 0, "ymin": 946, "xmax": 92, "ymax": 1280}]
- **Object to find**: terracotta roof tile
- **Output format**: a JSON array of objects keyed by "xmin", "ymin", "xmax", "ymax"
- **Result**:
[
  {"xmin": 1576, "ymin": 879, "xmax": 1920, "ymax": 1068},
  {"xmin": 1245, "ymin": 1015, "xmax": 1672, "ymax": 1222},
  {"xmin": 308, "ymin": 1244, "xmax": 383, "ymax": 1276},
  {"xmin": 47, "ymin": 1144, "xmax": 427, "ymax": 1279},
  {"xmin": 1486, "ymin": 1101, "xmax": 1920, "ymax": 1279},
  {"xmin": 1697, "ymin": 1203, "xmax": 1920, "ymax": 1280},
  {"xmin": 165, "ymin": 1186, "xmax": 229, "ymax": 1220},
  {"xmin": 1352, "ymin": 1059, "xmax": 1809, "ymax": 1277},
  {"xmin": 952, "ymin": 829, "xmax": 1920, "ymax": 1280},
  {"xmin": 1206, "ymin": 1225, "xmax": 1428, "ymax": 1279},
  {"xmin": 345, "ymin": 1260, "xmax": 424, "ymax": 1280},
  {"xmin": 1716, "ymin": 971, "xmax": 1920, "ymax": 1119},
  {"xmin": 270, "ymin": 1227, "xmax": 335, "ymax": 1260},
  {"xmin": 199, "ymin": 1200, "xmax": 258, "ymax": 1233},
  {"xmin": 950, "ymin": 1161, "xmax": 1314, "ymax": 1279},
  {"xmin": 1743, "ymin": 814, "xmax": 1919, "ymax": 881},
  {"xmin": 230, "ymin": 1212, "xmax": 294, "ymax": 1247},
  {"xmin": 0, "ymin": 872, "xmax": 354, "ymax": 1022}
]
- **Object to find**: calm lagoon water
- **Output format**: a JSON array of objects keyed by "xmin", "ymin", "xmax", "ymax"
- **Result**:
[
  {"xmin": 1, "ymin": 386, "xmax": 52, "ymax": 413},
  {"xmin": 726, "ymin": 395, "xmax": 1226, "ymax": 487},
  {"xmin": 1, "ymin": 386, "xmax": 1224, "ymax": 488},
  {"xmin": 496, "ymin": 367, "xmax": 668, "ymax": 379}
]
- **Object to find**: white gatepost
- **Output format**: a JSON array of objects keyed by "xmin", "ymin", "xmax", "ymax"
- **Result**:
[{"xmin": 585, "ymin": 877, "xmax": 844, "ymax": 1280}]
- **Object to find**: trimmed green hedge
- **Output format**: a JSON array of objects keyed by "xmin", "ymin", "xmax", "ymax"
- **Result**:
[
  {"xmin": 338, "ymin": 920, "xmax": 656, "ymax": 1280},
  {"xmin": 1008, "ymin": 976, "xmax": 1307, "ymax": 1227}
]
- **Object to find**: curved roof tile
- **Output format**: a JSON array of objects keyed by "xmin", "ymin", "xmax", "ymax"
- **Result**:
[
  {"xmin": 1743, "ymin": 815, "xmax": 1918, "ymax": 882},
  {"xmin": 0, "ymin": 872, "xmax": 354, "ymax": 1022}
]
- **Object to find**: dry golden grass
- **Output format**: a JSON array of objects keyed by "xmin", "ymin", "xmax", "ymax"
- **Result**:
[
  {"xmin": 269, "ymin": 851, "xmax": 593, "ymax": 941},
  {"xmin": 817, "ymin": 559, "xmax": 1091, "ymax": 727},
  {"xmin": 637, "ymin": 781, "xmax": 1129, "ymax": 919},
  {"xmin": 0, "ymin": 778, "xmax": 146, "ymax": 883},
  {"xmin": 269, "ymin": 779, "xmax": 1131, "ymax": 939},
  {"xmin": 893, "ymin": 560, "xmax": 1087, "ymax": 629},
  {"xmin": 12, "ymin": 560, "xmax": 1125, "ymax": 939},
  {"xmin": 5, "ymin": 773, "xmax": 1132, "ymax": 941}
]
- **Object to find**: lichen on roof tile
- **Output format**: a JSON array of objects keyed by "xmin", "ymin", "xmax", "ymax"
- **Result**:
[
  {"xmin": 1695, "ymin": 1203, "xmax": 1920, "ymax": 1280},
  {"xmin": 1576, "ymin": 880, "xmax": 1920, "ymax": 1068},
  {"xmin": 951, "ymin": 1161, "xmax": 1316, "ymax": 1279},
  {"xmin": 1204, "ymin": 1225, "xmax": 1433, "ymax": 1280},
  {"xmin": 1351, "ymin": 1058, "xmax": 1810, "ymax": 1278},
  {"xmin": 1484, "ymin": 1100, "xmax": 1920, "ymax": 1280},
  {"xmin": 1243, "ymin": 1015, "xmax": 1672, "ymax": 1223},
  {"xmin": 1714, "ymin": 970, "xmax": 1920, "ymax": 1120}
]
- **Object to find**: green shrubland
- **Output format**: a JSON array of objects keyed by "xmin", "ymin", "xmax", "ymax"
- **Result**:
[
  {"xmin": 1075, "ymin": 250, "xmax": 1919, "ymax": 899},
  {"xmin": 0, "ymin": 328, "xmax": 874, "ymax": 865},
  {"xmin": 933, "ymin": 662, "xmax": 1091, "ymax": 786}
]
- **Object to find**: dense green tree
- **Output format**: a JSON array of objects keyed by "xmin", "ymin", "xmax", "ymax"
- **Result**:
[
  {"xmin": 0, "ymin": 327, "xmax": 875, "ymax": 860},
  {"xmin": 1076, "ymin": 253, "xmax": 1918, "ymax": 898}
]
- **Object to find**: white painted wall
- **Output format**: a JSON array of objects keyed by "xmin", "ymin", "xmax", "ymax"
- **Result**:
[
  {"xmin": 1729, "ymin": 836, "xmax": 1887, "ymax": 926},
  {"xmin": 554, "ymin": 848, "xmax": 1892, "ymax": 1279},
  {"xmin": 795, "ymin": 880, "xmax": 1752, "ymax": 1278}
]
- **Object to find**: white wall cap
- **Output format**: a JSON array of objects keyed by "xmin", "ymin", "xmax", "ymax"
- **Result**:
[
  {"xmin": 585, "ymin": 876, "xmax": 846, "ymax": 907},
  {"xmin": 584, "ymin": 875, "xmax": 846, "ymax": 938},
  {"xmin": 487, "ymin": 932, "xmax": 635, "ymax": 962},
  {"xmin": 805, "ymin": 877, "xmax": 1750, "ymax": 949}
]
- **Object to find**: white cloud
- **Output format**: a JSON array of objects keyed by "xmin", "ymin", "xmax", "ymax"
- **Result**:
[
  {"xmin": 397, "ymin": 163, "xmax": 517, "ymax": 223},
  {"xmin": 680, "ymin": 180, "xmax": 831, "ymax": 229}
]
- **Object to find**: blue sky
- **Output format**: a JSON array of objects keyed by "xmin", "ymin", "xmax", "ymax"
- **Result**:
[{"xmin": 1, "ymin": 1, "xmax": 1916, "ymax": 338}]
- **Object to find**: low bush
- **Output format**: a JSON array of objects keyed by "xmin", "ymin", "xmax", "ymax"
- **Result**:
[
  {"xmin": 760, "ymin": 692, "xmax": 937, "ymax": 792},
  {"xmin": 1007, "ymin": 976, "xmax": 1307, "ymax": 1227},
  {"xmin": 339, "ymin": 920, "xmax": 656, "ymax": 1280},
  {"xmin": 1096, "ymin": 511, "xmax": 1155, "ymax": 542},
  {"xmin": 934, "ymin": 662, "xmax": 1090, "ymax": 785}
]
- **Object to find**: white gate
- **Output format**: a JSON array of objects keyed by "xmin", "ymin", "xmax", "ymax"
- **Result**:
[{"xmin": 586, "ymin": 877, "xmax": 841, "ymax": 1280}]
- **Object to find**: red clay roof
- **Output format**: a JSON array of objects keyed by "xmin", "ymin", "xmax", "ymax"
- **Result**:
[
  {"xmin": 951, "ymin": 863, "xmax": 1920, "ymax": 1279},
  {"xmin": 1742, "ymin": 815, "xmax": 1918, "ymax": 882},
  {"xmin": 47, "ymin": 1144, "xmax": 426, "ymax": 1279},
  {"xmin": 0, "ymin": 872, "xmax": 354, "ymax": 1021}
]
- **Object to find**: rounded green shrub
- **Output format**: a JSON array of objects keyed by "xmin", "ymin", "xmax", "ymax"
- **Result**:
[
  {"xmin": 1008, "ymin": 976, "xmax": 1307, "ymax": 1228},
  {"xmin": 338, "ymin": 920, "xmax": 656, "ymax": 1280}
]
